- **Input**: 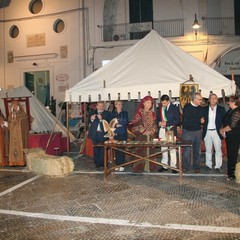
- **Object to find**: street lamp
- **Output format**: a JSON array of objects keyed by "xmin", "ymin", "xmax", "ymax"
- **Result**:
[{"xmin": 192, "ymin": 14, "xmax": 200, "ymax": 40}]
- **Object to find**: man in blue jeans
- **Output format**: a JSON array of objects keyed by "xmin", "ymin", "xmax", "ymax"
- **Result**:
[{"xmin": 182, "ymin": 92, "xmax": 205, "ymax": 173}]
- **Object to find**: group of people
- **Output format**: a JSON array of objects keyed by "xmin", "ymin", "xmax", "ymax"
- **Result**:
[
  {"xmin": 88, "ymin": 100, "xmax": 128, "ymax": 171},
  {"xmin": 182, "ymin": 93, "xmax": 240, "ymax": 180},
  {"xmin": 0, "ymin": 101, "xmax": 29, "ymax": 167},
  {"xmin": 88, "ymin": 93, "xmax": 240, "ymax": 181}
]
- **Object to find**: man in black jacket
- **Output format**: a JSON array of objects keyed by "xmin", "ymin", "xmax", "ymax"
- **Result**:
[
  {"xmin": 203, "ymin": 94, "xmax": 226, "ymax": 171},
  {"xmin": 156, "ymin": 95, "xmax": 180, "ymax": 173},
  {"xmin": 88, "ymin": 102, "xmax": 110, "ymax": 169}
]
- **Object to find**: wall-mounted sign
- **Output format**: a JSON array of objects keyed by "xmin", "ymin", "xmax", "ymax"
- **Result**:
[
  {"xmin": 60, "ymin": 46, "xmax": 68, "ymax": 58},
  {"xmin": 58, "ymin": 85, "xmax": 68, "ymax": 92},
  {"xmin": 27, "ymin": 33, "xmax": 46, "ymax": 48},
  {"xmin": 56, "ymin": 74, "xmax": 69, "ymax": 83},
  {"xmin": 225, "ymin": 61, "xmax": 240, "ymax": 71}
]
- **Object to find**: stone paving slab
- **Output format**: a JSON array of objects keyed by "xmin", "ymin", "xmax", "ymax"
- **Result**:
[{"xmin": 0, "ymin": 168, "xmax": 239, "ymax": 239}]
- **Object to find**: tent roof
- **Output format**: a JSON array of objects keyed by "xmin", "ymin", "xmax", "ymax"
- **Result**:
[
  {"xmin": 0, "ymin": 86, "xmax": 76, "ymax": 141},
  {"xmin": 66, "ymin": 30, "xmax": 235, "ymax": 102}
]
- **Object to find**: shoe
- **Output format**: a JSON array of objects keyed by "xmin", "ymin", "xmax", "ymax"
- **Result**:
[
  {"xmin": 194, "ymin": 169, "xmax": 200, "ymax": 174},
  {"xmin": 158, "ymin": 167, "xmax": 168, "ymax": 172},
  {"xmin": 115, "ymin": 167, "xmax": 119, "ymax": 171},
  {"xmin": 96, "ymin": 167, "xmax": 104, "ymax": 171},
  {"xmin": 119, "ymin": 167, "xmax": 125, "ymax": 172},
  {"xmin": 215, "ymin": 168, "xmax": 221, "ymax": 173},
  {"xmin": 171, "ymin": 170, "xmax": 178, "ymax": 174},
  {"xmin": 204, "ymin": 166, "xmax": 212, "ymax": 171},
  {"xmin": 226, "ymin": 176, "xmax": 235, "ymax": 181}
]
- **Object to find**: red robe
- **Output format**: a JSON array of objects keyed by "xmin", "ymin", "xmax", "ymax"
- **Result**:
[{"xmin": 132, "ymin": 107, "xmax": 157, "ymax": 172}]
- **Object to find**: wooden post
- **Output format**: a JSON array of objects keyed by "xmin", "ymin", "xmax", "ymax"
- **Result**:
[
  {"xmin": 144, "ymin": 135, "xmax": 150, "ymax": 172},
  {"xmin": 66, "ymin": 101, "xmax": 70, "ymax": 156}
]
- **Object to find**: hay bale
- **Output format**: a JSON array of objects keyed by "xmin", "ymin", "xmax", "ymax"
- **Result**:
[
  {"xmin": 235, "ymin": 162, "xmax": 240, "ymax": 184},
  {"xmin": 26, "ymin": 148, "xmax": 74, "ymax": 177}
]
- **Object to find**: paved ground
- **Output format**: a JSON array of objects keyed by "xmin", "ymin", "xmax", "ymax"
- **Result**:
[{"xmin": 0, "ymin": 145, "xmax": 239, "ymax": 240}]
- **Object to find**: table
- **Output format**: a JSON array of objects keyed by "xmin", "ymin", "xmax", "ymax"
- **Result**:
[{"xmin": 102, "ymin": 140, "xmax": 192, "ymax": 179}]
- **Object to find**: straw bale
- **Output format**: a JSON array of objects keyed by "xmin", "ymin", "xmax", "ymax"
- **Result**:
[
  {"xmin": 26, "ymin": 148, "xmax": 74, "ymax": 177},
  {"xmin": 235, "ymin": 162, "xmax": 240, "ymax": 184}
]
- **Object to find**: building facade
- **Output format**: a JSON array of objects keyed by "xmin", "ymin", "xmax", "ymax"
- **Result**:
[{"xmin": 0, "ymin": 0, "xmax": 239, "ymax": 111}]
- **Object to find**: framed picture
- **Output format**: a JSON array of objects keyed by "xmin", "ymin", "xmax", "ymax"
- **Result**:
[
  {"xmin": 3, "ymin": 97, "xmax": 31, "ymax": 130},
  {"xmin": 180, "ymin": 83, "xmax": 199, "ymax": 109}
]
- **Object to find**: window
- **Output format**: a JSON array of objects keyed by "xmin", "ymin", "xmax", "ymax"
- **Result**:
[
  {"xmin": 29, "ymin": 0, "xmax": 43, "ymax": 14},
  {"xmin": 129, "ymin": 0, "xmax": 153, "ymax": 39},
  {"xmin": 235, "ymin": 0, "xmax": 240, "ymax": 35},
  {"xmin": 9, "ymin": 25, "xmax": 19, "ymax": 38},
  {"xmin": 53, "ymin": 19, "xmax": 65, "ymax": 33},
  {"xmin": 102, "ymin": 60, "xmax": 111, "ymax": 66},
  {"xmin": 25, "ymin": 71, "xmax": 50, "ymax": 106}
]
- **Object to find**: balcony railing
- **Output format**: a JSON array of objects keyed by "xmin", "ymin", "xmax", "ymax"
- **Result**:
[
  {"xmin": 154, "ymin": 19, "xmax": 184, "ymax": 37},
  {"xmin": 202, "ymin": 17, "xmax": 240, "ymax": 35},
  {"xmin": 101, "ymin": 19, "xmax": 184, "ymax": 42}
]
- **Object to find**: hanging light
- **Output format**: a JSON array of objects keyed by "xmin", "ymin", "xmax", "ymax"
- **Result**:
[
  {"xmin": 192, "ymin": 14, "xmax": 201, "ymax": 41},
  {"xmin": 192, "ymin": 14, "xmax": 200, "ymax": 29}
]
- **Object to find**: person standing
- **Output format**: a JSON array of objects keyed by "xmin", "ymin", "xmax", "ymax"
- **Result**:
[
  {"xmin": 0, "ymin": 115, "xmax": 8, "ymax": 166},
  {"xmin": 182, "ymin": 92, "xmax": 205, "ymax": 173},
  {"xmin": 203, "ymin": 94, "xmax": 226, "ymax": 172},
  {"xmin": 220, "ymin": 96, "xmax": 240, "ymax": 181},
  {"xmin": 132, "ymin": 96, "xmax": 157, "ymax": 172},
  {"xmin": 156, "ymin": 95, "xmax": 180, "ymax": 173},
  {"xmin": 88, "ymin": 101, "xmax": 110, "ymax": 169},
  {"xmin": 111, "ymin": 100, "xmax": 129, "ymax": 171},
  {"xmin": 8, "ymin": 101, "xmax": 29, "ymax": 166}
]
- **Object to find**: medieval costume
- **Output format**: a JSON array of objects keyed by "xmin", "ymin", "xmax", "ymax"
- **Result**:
[
  {"xmin": 8, "ymin": 101, "xmax": 29, "ymax": 166},
  {"xmin": 0, "ymin": 115, "xmax": 8, "ymax": 166},
  {"xmin": 132, "ymin": 96, "xmax": 157, "ymax": 172}
]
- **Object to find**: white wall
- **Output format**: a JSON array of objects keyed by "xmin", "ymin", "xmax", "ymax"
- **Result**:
[
  {"xmin": 0, "ymin": 0, "xmax": 84, "ymax": 108},
  {"xmin": 0, "ymin": 0, "xmax": 239, "ymax": 110}
]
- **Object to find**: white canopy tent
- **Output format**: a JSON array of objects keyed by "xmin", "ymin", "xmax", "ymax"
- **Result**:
[
  {"xmin": 65, "ymin": 30, "xmax": 235, "ymax": 102},
  {"xmin": 0, "ymin": 86, "xmax": 76, "ymax": 141}
]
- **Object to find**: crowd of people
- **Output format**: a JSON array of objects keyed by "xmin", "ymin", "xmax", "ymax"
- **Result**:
[
  {"xmin": 1, "ymin": 94, "xmax": 240, "ymax": 182},
  {"xmin": 87, "ymin": 93, "xmax": 240, "ymax": 181}
]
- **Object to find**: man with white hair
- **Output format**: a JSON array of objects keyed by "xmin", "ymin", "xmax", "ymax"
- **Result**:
[{"xmin": 182, "ymin": 92, "xmax": 205, "ymax": 173}]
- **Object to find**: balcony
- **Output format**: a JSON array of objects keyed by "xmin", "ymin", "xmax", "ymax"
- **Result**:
[
  {"xmin": 101, "ymin": 19, "xmax": 184, "ymax": 42},
  {"xmin": 202, "ymin": 17, "xmax": 240, "ymax": 35}
]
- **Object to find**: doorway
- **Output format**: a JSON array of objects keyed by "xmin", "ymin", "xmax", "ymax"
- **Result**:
[{"xmin": 24, "ymin": 71, "xmax": 50, "ymax": 106}]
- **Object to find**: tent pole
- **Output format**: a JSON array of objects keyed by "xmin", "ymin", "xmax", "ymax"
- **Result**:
[
  {"xmin": 84, "ymin": 102, "xmax": 87, "ymax": 133},
  {"xmin": 45, "ymin": 104, "xmax": 63, "ymax": 154},
  {"xmin": 66, "ymin": 101, "xmax": 70, "ymax": 156}
]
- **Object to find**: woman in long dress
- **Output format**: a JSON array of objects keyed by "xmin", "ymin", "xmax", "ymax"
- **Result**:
[
  {"xmin": 131, "ymin": 96, "xmax": 157, "ymax": 172},
  {"xmin": 0, "ymin": 115, "xmax": 8, "ymax": 166}
]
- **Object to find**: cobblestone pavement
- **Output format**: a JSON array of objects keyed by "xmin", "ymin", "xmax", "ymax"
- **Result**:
[{"xmin": 0, "ymin": 151, "xmax": 239, "ymax": 240}]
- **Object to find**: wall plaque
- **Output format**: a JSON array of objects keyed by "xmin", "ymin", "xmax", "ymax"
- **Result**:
[{"xmin": 27, "ymin": 33, "xmax": 46, "ymax": 48}]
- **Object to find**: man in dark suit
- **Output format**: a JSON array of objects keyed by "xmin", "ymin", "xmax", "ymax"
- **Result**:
[
  {"xmin": 156, "ymin": 95, "xmax": 180, "ymax": 173},
  {"xmin": 203, "ymin": 94, "xmax": 226, "ymax": 171},
  {"xmin": 88, "ymin": 102, "xmax": 110, "ymax": 169}
]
